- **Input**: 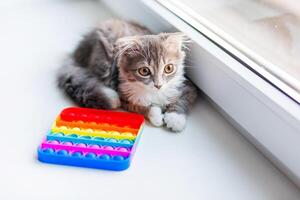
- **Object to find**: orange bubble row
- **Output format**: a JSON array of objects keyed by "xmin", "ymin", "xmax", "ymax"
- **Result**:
[{"xmin": 55, "ymin": 117, "xmax": 139, "ymax": 135}]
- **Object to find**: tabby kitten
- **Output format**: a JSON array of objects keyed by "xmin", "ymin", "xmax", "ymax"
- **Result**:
[{"xmin": 58, "ymin": 19, "xmax": 197, "ymax": 132}]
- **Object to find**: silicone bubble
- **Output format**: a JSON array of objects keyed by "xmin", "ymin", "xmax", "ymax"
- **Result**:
[
  {"xmin": 71, "ymin": 151, "xmax": 82, "ymax": 157},
  {"xmin": 116, "ymin": 147, "xmax": 128, "ymax": 152},
  {"xmin": 62, "ymin": 141, "xmax": 73, "ymax": 146},
  {"xmin": 99, "ymin": 154, "xmax": 110, "ymax": 160},
  {"xmin": 113, "ymin": 156, "xmax": 124, "ymax": 161},
  {"xmin": 120, "ymin": 139, "xmax": 132, "ymax": 144},
  {"xmin": 60, "ymin": 126, "xmax": 68, "ymax": 130},
  {"xmin": 80, "ymin": 136, "xmax": 92, "ymax": 139},
  {"xmin": 122, "ymin": 132, "xmax": 133, "ymax": 136},
  {"xmin": 76, "ymin": 143, "xmax": 86, "ymax": 147},
  {"xmin": 81, "ymin": 114, "xmax": 88, "ymax": 119},
  {"xmin": 94, "ymin": 137, "xmax": 104, "ymax": 140},
  {"xmin": 86, "ymin": 129, "xmax": 94, "ymax": 133},
  {"xmin": 69, "ymin": 134, "xmax": 78, "ymax": 138},
  {"xmin": 103, "ymin": 146, "xmax": 114, "ymax": 150},
  {"xmin": 49, "ymin": 140, "xmax": 60, "ymax": 145},
  {"xmin": 57, "ymin": 150, "xmax": 68, "ymax": 156},
  {"xmin": 85, "ymin": 153, "xmax": 97, "ymax": 159},
  {"xmin": 55, "ymin": 133, "xmax": 64, "ymax": 137},
  {"xmin": 111, "ymin": 131, "xmax": 120, "ymax": 136},
  {"xmin": 107, "ymin": 138, "xmax": 118, "ymax": 143},
  {"xmin": 89, "ymin": 144, "xmax": 101, "ymax": 149},
  {"xmin": 43, "ymin": 148, "xmax": 54, "ymax": 154}
]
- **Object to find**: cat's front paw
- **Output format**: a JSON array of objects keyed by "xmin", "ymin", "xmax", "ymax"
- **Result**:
[
  {"xmin": 164, "ymin": 112, "xmax": 186, "ymax": 132},
  {"xmin": 148, "ymin": 106, "xmax": 163, "ymax": 127},
  {"xmin": 110, "ymin": 97, "xmax": 121, "ymax": 109},
  {"xmin": 102, "ymin": 87, "xmax": 121, "ymax": 109}
]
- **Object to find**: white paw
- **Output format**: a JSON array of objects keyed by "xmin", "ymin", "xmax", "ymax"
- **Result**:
[
  {"xmin": 102, "ymin": 87, "xmax": 121, "ymax": 109},
  {"xmin": 164, "ymin": 112, "xmax": 186, "ymax": 132},
  {"xmin": 148, "ymin": 106, "xmax": 163, "ymax": 127},
  {"xmin": 110, "ymin": 98, "xmax": 121, "ymax": 109}
]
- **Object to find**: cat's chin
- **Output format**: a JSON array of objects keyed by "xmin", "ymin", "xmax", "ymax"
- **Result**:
[{"xmin": 153, "ymin": 87, "xmax": 161, "ymax": 91}]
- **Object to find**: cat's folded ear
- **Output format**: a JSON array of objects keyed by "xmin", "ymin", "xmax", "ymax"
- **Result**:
[
  {"xmin": 114, "ymin": 36, "xmax": 142, "ymax": 57},
  {"xmin": 159, "ymin": 32, "xmax": 190, "ymax": 51}
]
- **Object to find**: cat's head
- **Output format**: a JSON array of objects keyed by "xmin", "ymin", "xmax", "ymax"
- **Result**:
[{"xmin": 115, "ymin": 33, "xmax": 189, "ymax": 90}]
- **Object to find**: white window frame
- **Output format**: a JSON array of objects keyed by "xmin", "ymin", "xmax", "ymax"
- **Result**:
[{"xmin": 102, "ymin": 0, "xmax": 300, "ymax": 187}]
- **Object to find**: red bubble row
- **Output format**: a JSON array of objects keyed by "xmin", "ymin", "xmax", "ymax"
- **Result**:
[{"xmin": 60, "ymin": 107, "xmax": 144, "ymax": 129}]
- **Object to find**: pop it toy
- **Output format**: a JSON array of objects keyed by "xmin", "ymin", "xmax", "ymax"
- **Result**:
[{"xmin": 37, "ymin": 107, "xmax": 144, "ymax": 171}]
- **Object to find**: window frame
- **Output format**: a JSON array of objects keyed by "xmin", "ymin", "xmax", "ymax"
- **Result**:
[{"xmin": 103, "ymin": 0, "xmax": 300, "ymax": 187}]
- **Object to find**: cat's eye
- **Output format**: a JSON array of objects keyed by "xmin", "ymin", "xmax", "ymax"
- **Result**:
[
  {"xmin": 137, "ymin": 67, "xmax": 151, "ymax": 76},
  {"xmin": 164, "ymin": 64, "xmax": 175, "ymax": 74}
]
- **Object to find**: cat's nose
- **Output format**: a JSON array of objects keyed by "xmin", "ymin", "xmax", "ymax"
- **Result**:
[{"xmin": 154, "ymin": 85, "xmax": 162, "ymax": 89}]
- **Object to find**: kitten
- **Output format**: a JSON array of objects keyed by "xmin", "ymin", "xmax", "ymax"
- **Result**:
[{"xmin": 57, "ymin": 19, "xmax": 197, "ymax": 132}]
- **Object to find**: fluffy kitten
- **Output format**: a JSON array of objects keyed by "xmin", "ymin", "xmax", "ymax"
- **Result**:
[{"xmin": 58, "ymin": 19, "xmax": 197, "ymax": 132}]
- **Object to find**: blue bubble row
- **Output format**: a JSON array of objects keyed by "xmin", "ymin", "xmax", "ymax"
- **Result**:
[
  {"xmin": 47, "ymin": 131, "xmax": 134, "ymax": 148},
  {"xmin": 42, "ymin": 148, "xmax": 126, "ymax": 161}
]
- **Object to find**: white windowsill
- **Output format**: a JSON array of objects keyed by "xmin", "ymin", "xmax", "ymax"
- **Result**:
[{"xmin": 0, "ymin": 0, "xmax": 299, "ymax": 199}]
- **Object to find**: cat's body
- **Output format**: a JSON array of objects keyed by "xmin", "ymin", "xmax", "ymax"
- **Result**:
[{"xmin": 58, "ymin": 19, "xmax": 197, "ymax": 132}]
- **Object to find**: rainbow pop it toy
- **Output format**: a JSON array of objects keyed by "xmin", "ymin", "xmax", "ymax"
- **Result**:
[{"xmin": 37, "ymin": 107, "xmax": 144, "ymax": 171}]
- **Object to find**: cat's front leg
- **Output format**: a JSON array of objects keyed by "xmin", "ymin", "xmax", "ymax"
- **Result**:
[
  {"xmin": 147, "ymin": 106, "xmax": 164, "ymax": 127},
  {"xmin": 164, "ymin": 111, "xmax": 187, "ymax": 132},
  {"xmin": 163, "ymin": 80, "xmax": 198, "ymax": 132},
  {"xmin": 164, "ymin": 104, "xmax": 190, "ymax": 132},
  {"xmin": 121, "ymin": 101, "xmax": 164, "ymax": 127}
]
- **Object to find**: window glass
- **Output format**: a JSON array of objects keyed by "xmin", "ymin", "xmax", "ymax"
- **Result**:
[{"xmin": 159, "ymin": 0, "xmax": 300, "ymax": 99}]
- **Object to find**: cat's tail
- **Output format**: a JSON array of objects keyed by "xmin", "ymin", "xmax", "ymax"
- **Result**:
[{"xmin": 57, "ymin": 58, "xmax": 121, "ymax": 109}]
